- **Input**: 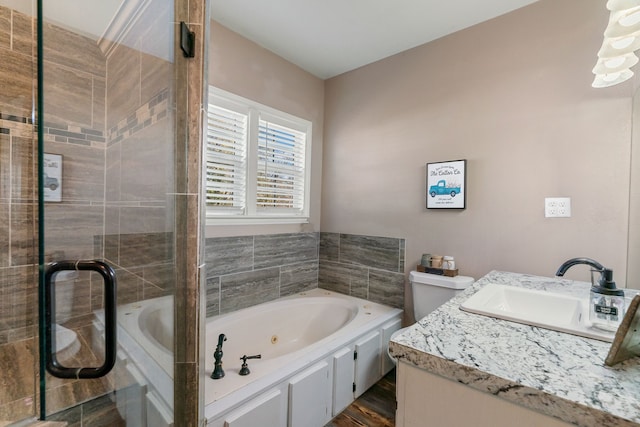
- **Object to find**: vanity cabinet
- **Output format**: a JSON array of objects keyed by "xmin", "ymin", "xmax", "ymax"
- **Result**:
[{"xmin": 396, "ymin": 361, "xmax": 572, "ymax": 427}]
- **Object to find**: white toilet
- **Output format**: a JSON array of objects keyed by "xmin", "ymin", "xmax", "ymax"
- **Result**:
[{"xmin": 387, "ymin": 271, "xmax": 474, "ymax": 362}]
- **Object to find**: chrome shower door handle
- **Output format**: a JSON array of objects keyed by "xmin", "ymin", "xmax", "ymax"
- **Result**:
[{"xmin": 44, "ymin": 260, "xmax": 117, "ymax": 379}]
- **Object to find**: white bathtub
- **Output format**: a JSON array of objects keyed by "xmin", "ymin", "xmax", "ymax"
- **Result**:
[{"xmin": 116, "ymin": 288, "xmax": 403, "ymax": 426}]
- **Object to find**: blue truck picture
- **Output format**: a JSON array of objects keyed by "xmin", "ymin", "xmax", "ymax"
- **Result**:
[{"xmin": 429, "ymin": 180, "xmax": 460, "ymax": 198}]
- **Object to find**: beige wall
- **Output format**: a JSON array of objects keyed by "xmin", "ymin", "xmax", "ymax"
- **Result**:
[
  {"xmin": 629, "ymin": 87, "xmax": 640, "ymax": 287},
  {"xmin": 208, "ymin": 20, "xmax": 325, "ymax": 236},
  {"xmin": 323, "ymin": 0, "xmax": 634, "ymax": 286}
]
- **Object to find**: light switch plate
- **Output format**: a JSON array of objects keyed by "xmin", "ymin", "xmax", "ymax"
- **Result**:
[{"xmin": 545, "ymin": 197, "xmax": 571, "ymax": 218}]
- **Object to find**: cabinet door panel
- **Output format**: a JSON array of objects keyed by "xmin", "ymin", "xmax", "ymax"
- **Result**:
[
  {"xmin": 288, "ymin": 362, "xmax": 331, "ymax": 427},
  {"xmin": 355, "ymin": 331, "xmax": 381, "ymax": 398},
  {"xmin": 333, "ymin": 346, "xmax": 355, "ymax": 416},
  {"xmin": 224, "ymin": 389, "xmax": 285, "ymax": 427}
]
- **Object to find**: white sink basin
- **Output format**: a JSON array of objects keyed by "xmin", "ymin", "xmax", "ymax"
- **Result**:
[{"xmin": 460, "ymin": 283, "xmax": 616, "ymax": 342}]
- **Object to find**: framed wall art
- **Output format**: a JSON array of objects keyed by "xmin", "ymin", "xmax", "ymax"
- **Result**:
[
  {"xmin": 43, "ymin": 153, "xmax": 62, "ymax": 202},
  {"xmin": 426, "ymin": 159, "xmax": 466, "ymax": 209}
]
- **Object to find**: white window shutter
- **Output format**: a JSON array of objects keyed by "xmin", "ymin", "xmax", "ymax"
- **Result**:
[
  {"xmin": 206, "ymin": 105, "xmax": 247, "ymax": 214},
  {"xmin": 256, "ymin": 119, "xmax": 306, "ymax": 214}
]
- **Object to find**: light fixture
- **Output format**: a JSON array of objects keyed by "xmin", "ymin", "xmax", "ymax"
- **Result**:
[
  {"xmin": 604, "ymin": 8, "xmax": 640, "ymax": 38},
  {"xmin": 592, "ymin": 69, "xmax": 634, "ymax": 88},
  {"xmin": 593, "ymin": 52, "xmax": 639, "ymax": 74},
  {"xmin": 607, "ymin": 0, "xmax": 640, "ymax": 12},
  {"xmin": 598, "ymin": 33, "xmax": 640, "ymax": 57},
  {"xmin": 593, "ymin": 1, "xmax": 640, "ymax": 88}
]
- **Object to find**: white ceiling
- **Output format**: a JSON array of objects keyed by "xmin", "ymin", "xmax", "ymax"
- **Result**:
[{"xmin": 211, "ymin": 0, "xmax": 540, "ymax": 79}]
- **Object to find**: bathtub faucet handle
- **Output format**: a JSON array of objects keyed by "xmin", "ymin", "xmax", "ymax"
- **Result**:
[
  {"xmin": 239, "ymin": 354, "xmax": 262, "ymax": 376},
  {"xmin": 211, "ymin": 334, "xmax": 227, "ymax": 380}
]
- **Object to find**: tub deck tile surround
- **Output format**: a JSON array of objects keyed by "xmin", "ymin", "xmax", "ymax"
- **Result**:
[
  {"xmin": 280, "ymin": 260, "xmax": 318, "ymax": 296},
  {"xmin": 318, "ymin": 233, "xmax": 406, "ymax": 309},
  {"xmin": 254, "ymin": 232, "xmax": 319, "ymax": 269},
  {"xmin": 368, "ymin": 269, "xmax": 405, "ymax": 308},
  {"xmin": 205, "ymin": 236, "xmax": 254, "ymax": 277},
  {"xmin": 318, "ymin": 261, "xmax": 368, "ymax": 297},
  {"xmin": 220, "ymin": 267, "xmax": 281, "ymax": 314},
  {"xmin": 339, "ymin": 234, "xmax": 405, "ymax": 272},
  {"xmin": 205, "ymin": 233, "xmax": 321, "ymax": 317},
  {"xmin": 390, "ymin": 271, "xmax": 640, "ymax": 427},
  {"xmin": 319, "ymin": 232, "xmax": 340, "ymax": 262}
]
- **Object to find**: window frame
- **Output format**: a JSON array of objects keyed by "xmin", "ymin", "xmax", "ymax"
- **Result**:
[{"xmin": 206, "ymin": 87, "xmax": 312, "ymax": 225}]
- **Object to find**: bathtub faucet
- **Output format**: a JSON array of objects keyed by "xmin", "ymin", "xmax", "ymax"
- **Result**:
[
  {"xmin": 239, "ymin": 354, "xmax": 262, "ymax": 376},
  {"xmin": 211, "ymin": 334, "xmax": 227, "ymax": 380}
]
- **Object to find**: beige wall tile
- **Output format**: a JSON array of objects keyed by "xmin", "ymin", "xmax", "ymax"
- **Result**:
[
  {"xmin": 43, "ymin": 61, "xmax": 95, "ymax": 129},
  {"xmin": 105, "ymin": 142, "xmax": 121, "ymax": 203},
  {"xmin": 93, "ymin": 77, "xmax": 106, "ymax": 132},
  {"xmin": 0, "ymin": 49, "xmax": 34, "ymax": 117},
  {"xmin": 106, "ymin": 43, "xmax": 140, "ymax": 129},
  {"xmin": 10, "ymin": 203, "xmax": 35, "ymax": 267},
  {"xmin": 141, "ymin": 50, "xmax": 171, "ymax": 105},
  {"xmin": 119, "ymin": 118, "xmax": 172, "ymax": 202},
  {"xmin": 12, "ymin": 8, "xmax": 33, "ymax": 55},
  {"xmin": 43, "ymin": 142, "xmax": 104, "ymax": 203},
  {"xmin": 44, "ymin": 204, "xmax": 104, "ymax": 261},
  {"xmin": 43, "ymin": 21, "xmax": 105, "ymax": 78},
  {"xmin": 0, "ymin": 338, "xmax": 36, "ymax": 415},
  {"xmin": 0, "ymin": 204, "xmax": 7, "ymax": 268},
  {"xmin": 0, "ymin": 134, "xmax": 8, "ymax": 201},
  {"xmin": 0, "ymin": 6, "xmax": 10, "ymax": 50},
  {"xmin": 11, "ymin": 136, "xmax": 35, "ymax": 202}
]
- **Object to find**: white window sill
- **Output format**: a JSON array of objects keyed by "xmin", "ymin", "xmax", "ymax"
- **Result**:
[{"xmin": 206, "ymin": 216, "xmax": 310, "ymax": 226}]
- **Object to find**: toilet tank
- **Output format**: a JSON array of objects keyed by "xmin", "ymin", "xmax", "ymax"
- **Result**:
[{"xmin": 409, "ymin": 271, "xmax": 474, "ymax": 320}]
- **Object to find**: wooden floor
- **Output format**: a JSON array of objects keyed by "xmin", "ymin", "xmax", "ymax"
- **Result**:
[{"xmin": 325, "ymin": 369, "xmax": 396, "ymax": 427}]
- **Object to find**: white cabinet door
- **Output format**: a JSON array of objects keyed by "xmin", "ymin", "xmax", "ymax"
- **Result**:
[
  {"xmin": 381, "ymin": 318, "xmax": 402, "ymax": 374},
  {"xmin": 332, "ymin": 346, "xmax": 355, "ymax": 416},
  {"xmin": 224, "ymin": 389, "xmax": 285, "ymax": 427},
  {"xmin": 354, "ymin": 331, "xmax": 381, "ymax": 398},
  {"xmin": 288, "ymin": 361, "xmax": 331, "ymax": 427}
]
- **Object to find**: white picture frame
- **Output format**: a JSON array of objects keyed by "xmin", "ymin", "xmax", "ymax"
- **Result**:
[
  {"xmin": 426, "ymin": 159, "xmax": 466, "ymax": 209},
  {"xmin": 43, "ymin": 153, "xmax": 62, "ymax": 202}
]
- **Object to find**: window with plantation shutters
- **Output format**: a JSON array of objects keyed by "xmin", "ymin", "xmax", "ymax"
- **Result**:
[
  {"xmin": 206, "ymin": 104, "xmax": 247, "ymax": 214},
  {"xmin": 207, "ymin": 88, "xmax": 311, "ymax": 223},
  {"xmin": 257, "ymin": 119, "xmax": 306, "ymax": 213}
]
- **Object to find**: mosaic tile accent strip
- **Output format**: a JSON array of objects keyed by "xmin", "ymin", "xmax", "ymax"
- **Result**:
[
  {"xmin": 44, "ymin": 122, "xmax": 106, "ymax": 145},
  {"xmin": 107, "ymin": 88, "xmax": 169, "ymax": 146},
  {"xmin": 0, "ymin": 113, "xmax": 105, "ymax": 147}
]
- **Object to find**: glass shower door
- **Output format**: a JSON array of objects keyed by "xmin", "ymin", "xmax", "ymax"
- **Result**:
[{"xmin": 38, "ymin": 0, "xmax": 177, "ymax": 424}]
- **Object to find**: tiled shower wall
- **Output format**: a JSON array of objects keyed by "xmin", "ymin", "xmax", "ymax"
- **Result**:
[
  {"xmin": 205, "ymin": 231, "xmax": 406, "ymax": 317},
  {"xmin": 102, "ymin": 0, "xmax": 176, "ymax": 306},
  {"xmin": 0, "ymin": 4, "xmax": 178, "ymax": 421}
]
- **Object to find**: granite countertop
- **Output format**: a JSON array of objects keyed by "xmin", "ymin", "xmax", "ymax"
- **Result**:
[{"xmin": 389, "ymin": 270, "xmax": 640, "ymax": 427}]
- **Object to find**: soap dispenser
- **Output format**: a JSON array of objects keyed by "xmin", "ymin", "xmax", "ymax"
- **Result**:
[{"xmin": 589, "ymin": 268, "xmax": 625, "ymax": 332}]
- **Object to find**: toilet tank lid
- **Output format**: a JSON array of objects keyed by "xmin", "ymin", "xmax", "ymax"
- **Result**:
[{"xmin": 409, "ymin": 271, "xmax": 474, "ymax": 290}]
